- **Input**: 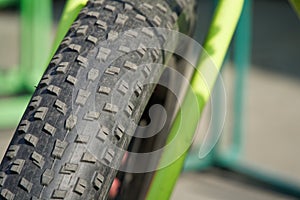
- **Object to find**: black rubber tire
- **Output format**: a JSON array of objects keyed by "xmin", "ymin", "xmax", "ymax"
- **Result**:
[{"xmin": 0, "ymin": 0, "xmax": 193, "ymax": 199}]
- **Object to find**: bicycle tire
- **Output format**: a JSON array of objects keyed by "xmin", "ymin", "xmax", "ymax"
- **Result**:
[{"xmin": 0, "ymin": 0, "xmax": 194, "ymax": 199}]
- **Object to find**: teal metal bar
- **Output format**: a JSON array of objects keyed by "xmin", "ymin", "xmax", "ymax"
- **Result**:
[
  {"xmin": 184, "ymin": 152, "xmax": 213, "ymax": 171},
  {"xmin": 228, "ymin": 0, "xmax": 252, "ymax": 159}
]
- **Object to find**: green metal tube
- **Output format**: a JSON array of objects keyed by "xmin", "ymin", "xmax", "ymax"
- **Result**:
[
  {"xmin": 289, "ymin": 0, "xmax": 300, "ymax": 19},
  {"xmin": 0, "ymin": 96, "xmax": 31, "ymax": 128},
  {"xmin": 230, "ymin": 0, "xmax": 252, "ymax": 159},
  {"xmin": 146, "ymin": 0, "xmax": 244, "ymax": 199},
  {"xmin": 0, "ymin": 68, "xmax": 23, "ymax": 95},
  {"xmin": 20, "ymin": 0, "xmax": 52, "ymax": 92}
]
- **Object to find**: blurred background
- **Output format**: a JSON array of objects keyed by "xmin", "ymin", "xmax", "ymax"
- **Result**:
[{"xmin": 0, "ymin": 0, "xmax": 299, "ymax": 199}]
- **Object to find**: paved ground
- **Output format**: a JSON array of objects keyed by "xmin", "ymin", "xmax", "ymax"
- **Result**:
[
  {"xmin": 1, "ymin": 0, "xmax": 300, "ymax": 199},
  {"xmin": 172, "ymin": 169, "xmax": 296, "ymax": 200}
]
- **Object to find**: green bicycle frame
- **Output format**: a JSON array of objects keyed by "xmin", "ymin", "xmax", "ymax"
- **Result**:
[
  {"xmin": 51, "ymin": 0, "xmax": 88, "ymax": 57},
  {"xmin": 146, "ymin": 0, "xmax": 244, "ymax": 199},
  {"xmin": 289, "ymin": 0, "xmax": 300, "ymax": 19}
]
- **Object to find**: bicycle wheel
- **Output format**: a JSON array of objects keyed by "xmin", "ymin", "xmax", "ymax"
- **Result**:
[{"xmin": 0, "ymin": 0, "xmax": 195, "ymax": 199}]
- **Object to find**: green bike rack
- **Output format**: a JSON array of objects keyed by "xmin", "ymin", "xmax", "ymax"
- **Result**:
[{"xmin": 0, "ymin": 0, "xmax": 52, "ymax": 128}]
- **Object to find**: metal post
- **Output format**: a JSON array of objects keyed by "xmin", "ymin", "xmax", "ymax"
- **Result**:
[
  {"xmin": 0, "ymin": 0, "xmax": 52, "ymax": 128},
  {"xmin": 20, "ymin": 0, "xmax": 52, "ymax": 92},
  {"xmin": 230, "ymin": 0, "xmax": 252, "ymax": 160}
]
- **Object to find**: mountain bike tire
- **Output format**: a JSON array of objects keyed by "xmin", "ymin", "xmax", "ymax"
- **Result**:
[{"xmin": 0, "ymin": 0, "xmax": 194, "ymax": 199}]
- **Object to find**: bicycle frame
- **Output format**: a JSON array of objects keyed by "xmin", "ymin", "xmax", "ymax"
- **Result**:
[
  {"xmin": 290, "ymin": 0, "xmax": 300, "ymax": 19},
  {"xmin": 146, "ymin": 0, "xmax": 244, "ymax": 199}
]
